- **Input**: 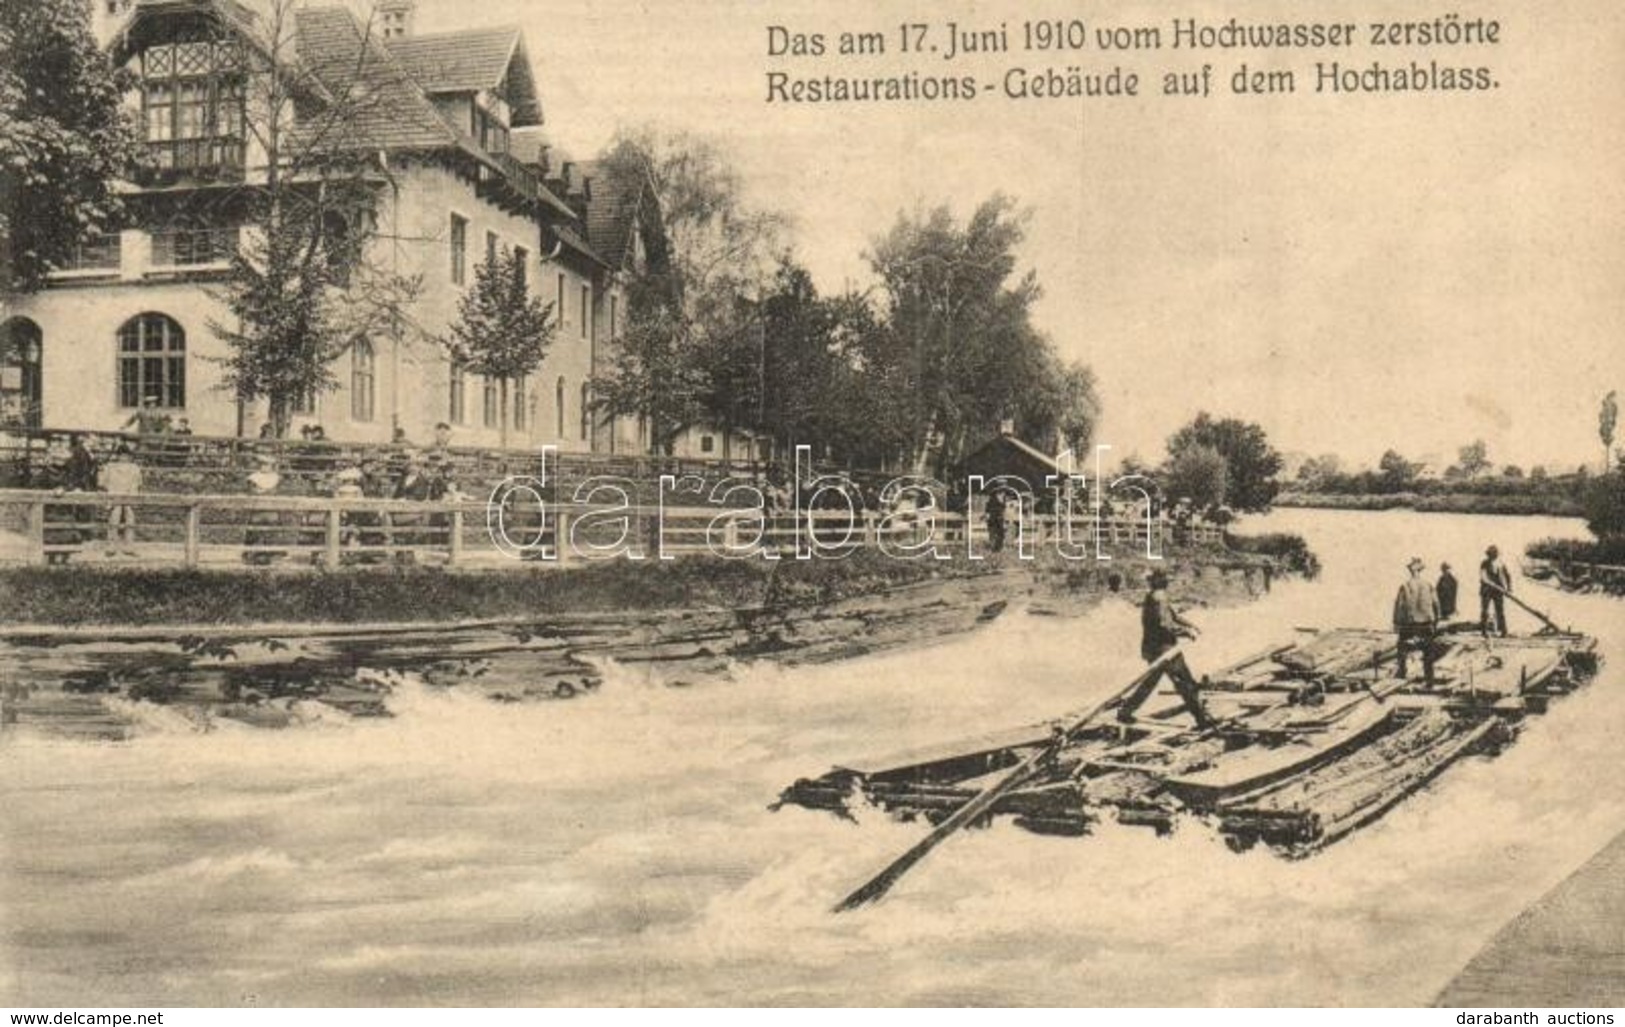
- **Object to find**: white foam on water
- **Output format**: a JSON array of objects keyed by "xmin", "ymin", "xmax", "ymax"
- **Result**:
[{"xmin": 1, "ymin": 509, "xmax": 1620, "ymax": 1005}]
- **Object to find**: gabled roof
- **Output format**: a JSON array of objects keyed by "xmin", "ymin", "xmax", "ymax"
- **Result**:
[
  {"xmin": 579, "ymin": 159, "xmax": 648, "ymax": 272},
  {"xmin": 386, "ymin": 28, "xmax": 542, "ymax": 127},
  {"xmin": 292, "ymin": 6, "xmax": 464, "ymax": 153}
]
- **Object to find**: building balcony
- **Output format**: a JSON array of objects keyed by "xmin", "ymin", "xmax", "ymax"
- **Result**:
[
  {"xmin": 150, "ymin": 226, "xmax": 240, "ymax": 270},
  {"xmin": 52, "ymin": 234, "xmax": 125, "ymax": 280},
  {"xmin": 138, "ymin": 138, "xmax": 247, "ymax": 185}
]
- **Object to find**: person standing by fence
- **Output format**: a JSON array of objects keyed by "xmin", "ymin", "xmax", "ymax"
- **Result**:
[{"xmin": 98, "ymin": 443, "xmax": 142, "ymax": 558}]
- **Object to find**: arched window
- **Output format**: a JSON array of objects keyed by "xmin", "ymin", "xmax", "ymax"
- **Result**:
[
  {"xmin": 555, "ymin": 376, "xmax": 567, "ymax": 438},
  {"xmin": 0, "ymin": 318, "xmax": 43, "ymax": 428},
  {"xmin": 580, "ymin": 382, "xmax": 591, "ymax": 441},
  {"xmin": 448, "ymin": 361, "xmax": 465, "ymax": 424},
  {"xmin": 350, "ymin": 338, "xmax": 375, "ymax": 421},
  {"xmin": 116, "ymin": 313, "xmax": 186, "ymax": 409}
]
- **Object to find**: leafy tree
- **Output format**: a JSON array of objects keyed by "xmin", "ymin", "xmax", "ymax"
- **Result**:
[
  {"xmin": 207, "ymin": 0, "xmax": 420, "ymax": 437},
  {"xmin": 1298, "ymin": 453, "xmax": 1343, "ymax": 487},
  {"xmin": 443, "ymin": 247, "xmax": 555, "ymax": 447},
  {"xmin": 1165, "ymin": 413, "xmax": 1283, "ymax": 512},
  {"xmin": 1163, "ymin": 443, "xmax": 1229, "ymax": 510},
  {"xmin": 1502, "ymin": 465, "xmax": 1525, "ymax": 479},
  {"xmin": 1377, "ymin": 449, "xmax": 1421, "ymax": 492},
  {"xmin": 869, "ymin": 195, "xmax": 1090, "ymax": 475},
  {"xmin": 1601, "ymin": 391, "xmax": 1619, "ymax": 475},
  {"xmin": 1453, "ymin": 439, "xmax": 1491, "ymax": 479},
  {"xmin": 1582, "ymin": 457, "xmax": 1625, "ymax": 539},
  {"xmin": 0, "ymin": 0, "xmax": 141, "ymax": 291},
  {"xmin": 589, "ymin": 130, "xmax": 785, "ymax": 453}
]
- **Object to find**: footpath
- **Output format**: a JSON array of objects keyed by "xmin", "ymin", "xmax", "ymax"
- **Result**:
[{"xmin": 1438, "ymin": 826, "xmax": 1625, "ymax": 1006}]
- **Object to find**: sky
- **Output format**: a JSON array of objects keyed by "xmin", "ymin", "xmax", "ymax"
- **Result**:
[{"xmin": 411, "ymin": 0, "xmax": 1625, "ymax": 472}]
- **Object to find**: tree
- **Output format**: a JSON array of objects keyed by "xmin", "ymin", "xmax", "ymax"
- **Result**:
[
  {"xmin": 589, "ymin": 130, "xmax": 786, "ymax": 454},
  {"xmin": 1601, "ymin": 391, "xmax": 1619, "ymax": 475},
  {"xmin": 1165, "ymin": 413, "xmax": 1283, "ymax": 512},
  {"xmin": 1453, "ymin": 439, "xmax": 1491, "ymax": 479},
  {"xmin": 1377, "ymin": 449, "xmax": 1421, "ymax": 492},
  {"xmin": 1163, "ymin": 443, "xmax": 1229, "ymax": 511},
  {"xmin": 1502, "ymin": 465, "xmax": 1525, "ymax": 479},
  {"xmin": 0, "ymin": 0, "xmax": 141, "ymax": 292},
  {"xmin": 207, "ymin": 1, "xmax": 420, "ymax": 437},
  {"xmin": 443, "ymin": 247, "xmax": 555, "ymax": 447},
  {"xmin": 1582, "ymin": 457, "xmax": 1625, "ymax": 539},
  {"xmin": 868, "ymin": 195, "xmax": 1090, "ymax": 475},
  {"xmin": 1298, "ymin": 453, "xmax": 1343, "ymax": 487}
]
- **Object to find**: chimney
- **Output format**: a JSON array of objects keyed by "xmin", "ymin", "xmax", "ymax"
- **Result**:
[
  {"xmin": 378, "ymin": 0, "xmax": 415, "ymax": 39},
  {"xmin": 87, "ymin": 0, "xmax": 134, "ymax": 48},
  {"xmin": 999, "ymin": 418, "xmax": 1016, "ymax": 437}
]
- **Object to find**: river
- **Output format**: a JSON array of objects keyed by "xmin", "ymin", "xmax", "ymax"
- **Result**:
[{"xmin": 1, "ymin": 508, "xmax": 1620, "ymax": 1006}]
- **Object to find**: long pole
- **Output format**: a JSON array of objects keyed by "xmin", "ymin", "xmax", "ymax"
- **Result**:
[{"xmin": 833, "ymin": 648, "xmax": 1189, "ymax": 912}]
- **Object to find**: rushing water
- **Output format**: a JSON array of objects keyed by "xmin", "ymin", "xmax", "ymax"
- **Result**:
[{"xmin": 2, "ymin": 509, "xmax": 1621, "ymax": 1007}]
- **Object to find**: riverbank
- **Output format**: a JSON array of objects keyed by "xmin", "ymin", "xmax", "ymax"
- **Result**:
[
  {"xmin": 0, "ymin": 540, "xmax": 1296, "ymax": 739},
  {"xmin": 1437, "ymin": 822, "xmax": 1625, "ymax": 1006},
  {"xmin": 0, "ymin": 537, "xmax": 1297, "ymax": 628},
  {"xmin": 1277, "ymin": 490, "xmax": 1584, "ymax": 517}
]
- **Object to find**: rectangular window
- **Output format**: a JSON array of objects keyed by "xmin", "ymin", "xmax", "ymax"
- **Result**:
[
  {"xmin": 486, "ymin": 231, "xmax": 498, "ymax": 267},
  {"xmin": 513, "ymin": 246, "xmax": 528, "ymax": 290},
  {"xmin": 700, "ymin": 435, "xmax": 715, "ymax": 454},
  {"xmin": 290, "ymin": 389, "xmax": 316, "ymax": 416},
  {"xmin": 448, "ymin": 362, "xmax": 466, "ymax": 424},
  {"xmin": 556, "ymin": 273, "xmax": 565, "ymax": 327},
  {"xmin": 449, "ymin": 214, "xmax": 467, "ymax": 285},
  {"xmin": 609, "ymin": 295, "xmax": 618, "ymax": 339},
  {"xmin": 483, "ymin": 377, "xmax": 498, "ymax": 428},
  {"xmin": 580, "ymin": 285, "xmax": 590, "ymax": 338}
]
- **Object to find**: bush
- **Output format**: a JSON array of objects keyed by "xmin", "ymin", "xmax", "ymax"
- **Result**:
[
  {"xmin": 1224, "ymin": 531, "xmax": 1320, "ymax": 579},
  {"xmin": 1526, "ymin": 536, "xmax": 1625, "ymax": 566}
]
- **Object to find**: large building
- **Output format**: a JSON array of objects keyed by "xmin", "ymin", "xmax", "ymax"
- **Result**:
[{"xmin": 1, "ymin": 0, "xmax": 656, "ymax": 453}]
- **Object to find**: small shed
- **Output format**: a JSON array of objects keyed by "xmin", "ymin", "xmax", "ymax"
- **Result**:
[{"xmin": 959, "ymin": 432, "xmax": 1062, "ymax": 496}]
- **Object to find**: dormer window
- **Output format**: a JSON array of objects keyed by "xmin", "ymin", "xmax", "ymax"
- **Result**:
[
  {"xmin": 474, "ymin": 92, "xmax": 510, "ymax": 155},
  {"xmin": 136, "ymin": 40, "xmax": 245, "ymax": 173}
]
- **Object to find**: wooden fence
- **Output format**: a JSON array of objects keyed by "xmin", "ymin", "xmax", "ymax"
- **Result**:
[
  {"xmin": 0, "ymin": 426, "xmax": 781, "ymax": 500},
  {"xmin": 0, "ymin": 489, "xmax": 1222, "ymax": 569}
]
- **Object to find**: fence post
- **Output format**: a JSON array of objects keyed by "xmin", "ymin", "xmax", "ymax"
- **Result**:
[
  {"xmin": 26, "ymin": 502, "xmax": 45, "ymax": 566},
  {"xmin": 325, "ymin": 507, "xmax": 342, "ymax": 567},
  {"xmin": 554, "ymin": 510, "xmax": 573, "ymax": 565},
  {"xmin": 449, "ymin": 507, "xmax": 464, "ymax": 566},
  {"xmin": 184, "ymin": 505, "xmax": 201, "ymax": 568}
]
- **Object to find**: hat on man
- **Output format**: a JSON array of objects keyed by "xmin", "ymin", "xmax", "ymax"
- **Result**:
[
  {"xmin": 1441, "ymin": 562, "xmax": 1452, "ymax": 571},
  {"xmin": 1407, "ymin": 557, "xmax": 1426, "ymax": 572},
  {"xmin": 1486, "ymin": 545, "xmax": 1499, "ymax": 557},
  {"xmin": 1148, "ymin": 569, "xmax": 1170, "ymax": 588}
]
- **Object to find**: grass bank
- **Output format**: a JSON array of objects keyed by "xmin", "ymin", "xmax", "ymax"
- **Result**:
[
  {"xmin": 1277, "ymin": 490, "xmax": 1584, "ymax": 517},
  {"xmin": 0, "ymin": 535, "xmax": 1310, "ymax": 628}
]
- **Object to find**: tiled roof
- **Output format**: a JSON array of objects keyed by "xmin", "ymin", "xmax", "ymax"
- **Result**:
[
  {"xmin": 293, "ymin": 6, "xmax": 463, "ymax": 152},
  {"xmin": 290, "ymin": 8, "xmax": 573, "ymax": 219},
  {"xmin": 579, "ymin": 160, "xmax": 645, "ymax": 271},
  {"xmin": 386, "ymin": 28, "xmax": 542, "ymax": 126}
]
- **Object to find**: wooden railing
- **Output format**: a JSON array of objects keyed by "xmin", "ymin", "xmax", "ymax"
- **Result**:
[
  {"xmin": 0, "ymin": 426, "xmax": 780, "ymax": 499},
  {"xmin": 0, "ymin": 490, "xmax": 1223, "ymax": 569}
]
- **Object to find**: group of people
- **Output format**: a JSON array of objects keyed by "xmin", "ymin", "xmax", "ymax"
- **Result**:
[
  {"xmin": 41, "ymin": 434, "xmax": 143, "ymax": 561},
  {"xmin": 1134, "ymin": 545, "xmax": 1520, "ymax": 692},
  {"xmin": 242, "ymin": 443, "xmax": 469, "ymax": 565},
  {"xmin": 1391, "ymin": 545, "xmax": 1515, "ymax": 682}
]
